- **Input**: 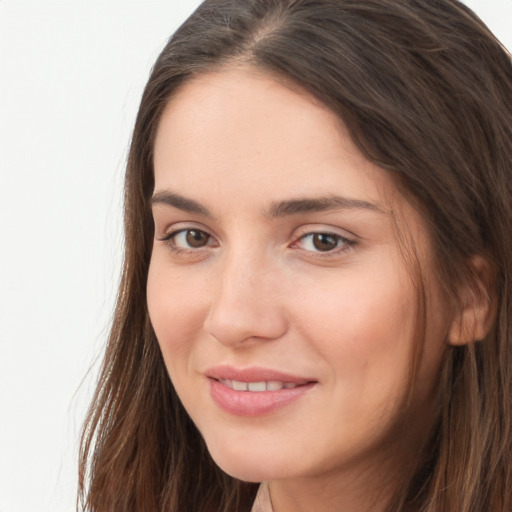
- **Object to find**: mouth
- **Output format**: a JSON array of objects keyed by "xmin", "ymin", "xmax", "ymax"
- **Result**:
[
  {"xmin": 205, "ymin": 366, "xmax": 317, "ymax": 416},
  {"xmin": 216, "ymin": 378, "xmax": 305, "ymax": 392}
]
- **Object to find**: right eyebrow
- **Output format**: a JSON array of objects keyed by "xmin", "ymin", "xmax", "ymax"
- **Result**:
[
  {"xmin": 149, "ymin": 190, "xmax": 213, "ymax": 218},
  {"xmin": 265, "ymin": 195, "xmax": 385, "ymax": 218}
]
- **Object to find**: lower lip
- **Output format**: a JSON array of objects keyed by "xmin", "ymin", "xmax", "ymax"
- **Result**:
[{"xmin": 209, "ymin": 379, "xmax": 316, "ymax": 416}]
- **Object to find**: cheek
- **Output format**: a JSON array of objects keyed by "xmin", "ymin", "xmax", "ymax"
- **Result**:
[
  {"xmin": 298, "ymin": 262, "xmax": 413, "ymax": 353},
  {"xmin": 146, "ymin": 255, "xmax": 209, "ymax": 367},
  {"xmin": 294, "ymin": 263, "xmax": 416, "ymax": 411}
]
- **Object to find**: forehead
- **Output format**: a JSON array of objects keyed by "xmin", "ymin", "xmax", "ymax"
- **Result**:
[{"xmin": 153, "ymin": 67, "xmax": 405, "ymax": 219}]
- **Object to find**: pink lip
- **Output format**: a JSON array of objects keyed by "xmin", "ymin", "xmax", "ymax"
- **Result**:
[
  {"xmin": 206, "ymin": 365, "xmax": 317, "ymax": 417},
  {"xmin": 206, "ymin": 365, "xmax": 314, "ymax": 384}
]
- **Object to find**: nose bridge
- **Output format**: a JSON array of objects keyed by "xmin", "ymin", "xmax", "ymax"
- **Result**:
[
  {"xmin": 204, "ymin": 244, "xmax": 287, "ymax": 346},
  {"xmin": 224, "ymin": 245, "xmax": 263, "ymax": 296}
]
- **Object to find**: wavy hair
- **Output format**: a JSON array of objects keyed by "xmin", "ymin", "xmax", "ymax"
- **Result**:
[{"xmin": 79, "ymin": 1, "xmax": 512, "ymax": 510}]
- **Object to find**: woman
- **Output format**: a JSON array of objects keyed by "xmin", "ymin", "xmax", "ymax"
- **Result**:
[{"xmin": 79, "ymin": 1, "xmax": 512, "ymax": 511}]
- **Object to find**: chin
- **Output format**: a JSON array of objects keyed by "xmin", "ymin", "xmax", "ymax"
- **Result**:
[{"xmin": 205, "ymin": 438, "xmax": 293, "ymax": 483}]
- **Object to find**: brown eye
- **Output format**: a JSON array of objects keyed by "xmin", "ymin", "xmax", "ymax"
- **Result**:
[
  {"xmin": 294, "ymin": 231, "xmax": 353, "ymax": 255},
  {"xmin": 160, "ymin": 228, "xmax": 215, "ymax": 252},
  {"xmin": 185, "ymin": 229, "xmax": 210, "ymax": 248},
  {"xmin": 312, "ymin": 233, "xmax": 339, "ymax": 251}
]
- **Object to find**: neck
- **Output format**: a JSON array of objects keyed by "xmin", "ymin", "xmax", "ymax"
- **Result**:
[
  {"xmin": 265, "ymin": 420, "xmax": 434, "ymax": 512},
  {"xmin": 266, "ymin": 467, "xmax": 395, "ymax": 512}
]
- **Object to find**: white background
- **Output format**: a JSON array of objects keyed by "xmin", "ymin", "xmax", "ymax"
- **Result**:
[{"xmin": 0, "ymin": 2, "xmax": 510, "ymax": 511}]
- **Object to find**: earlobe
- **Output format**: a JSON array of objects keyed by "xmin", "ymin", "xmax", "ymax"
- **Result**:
[{"xmin": 448, "ymin": 255, "xmax": 496, "ymax": 346}]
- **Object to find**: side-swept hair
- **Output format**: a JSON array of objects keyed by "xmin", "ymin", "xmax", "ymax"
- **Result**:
[{"xmin": 79, "ymin": 1, "xmax": 512, "ymax": 510}]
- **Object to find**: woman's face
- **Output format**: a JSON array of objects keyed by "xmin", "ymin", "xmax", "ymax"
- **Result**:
[{"xmin": 147, "ymin": 68, "xmax": 448, "ymax": 484}]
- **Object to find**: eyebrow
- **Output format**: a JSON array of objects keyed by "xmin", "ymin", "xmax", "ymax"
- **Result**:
[
  {"xmin": 266, "ymin": 196, "xmax": 385, "ymax": 218},
  {"xmin": 150, "ymin": 190, "xmax": 385, "ymax": 219},
  {"xmin": 150, "ymin": 191, "xmax": 213, "ymax": 218}
]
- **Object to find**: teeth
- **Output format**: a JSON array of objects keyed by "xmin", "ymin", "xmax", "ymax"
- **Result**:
[
  {"xmin": 267, "ymin": 380, "xmax": 285, "ymax": 391},
  {"xmin": 219, "ymin": 379, "xmax": 299, "ymax": 392},
  {"xmin": 232, "ymin": 380, "xmax": 248, "ymax": 391},
  {"xmin": 248, "ymin": 381, "xmax": 266, "ymax": 392}
]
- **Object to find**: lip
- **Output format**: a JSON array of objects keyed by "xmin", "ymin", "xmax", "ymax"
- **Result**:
[
  {"xmin": 206, "ymin": 365, "xmax": 314, "ymax": 384},
  {"xmin": 206, "ymin": 365, "xmax": 317, "ymax": 417}
]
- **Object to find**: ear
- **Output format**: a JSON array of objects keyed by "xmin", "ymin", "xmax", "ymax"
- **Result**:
[{"xmin": 448, "ymin": 255, "xmax": 496, "ymax": 346}]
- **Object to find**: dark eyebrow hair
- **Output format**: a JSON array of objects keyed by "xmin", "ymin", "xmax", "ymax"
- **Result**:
[
  {"xmin": 150, "ymin": 191, "xmax": 213, "ymax": 218},
  {"xmin": 150, "ymin": 190, "xmax": 385, "ymax": 220},
  {"xmin": 266, "ymin": 196, "xmax": 385, "ymax": 218}
]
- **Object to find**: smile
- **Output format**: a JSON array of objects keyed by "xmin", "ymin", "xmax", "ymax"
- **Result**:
[
  {"xmin": 217, "ymin": 379, "xmax": 300, "ymax": 392},
  {"xmin": 206, "ymin": 367, "xmax": 317, "ymax": 416}
]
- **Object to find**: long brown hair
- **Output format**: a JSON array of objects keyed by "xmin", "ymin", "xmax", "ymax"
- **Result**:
[{"xmin": 79, "ymin": 1, "xmax": 512, "ymax": 510}]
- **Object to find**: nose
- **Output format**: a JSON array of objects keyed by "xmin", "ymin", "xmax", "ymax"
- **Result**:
[{"xmin": 203, "ymin": 250, "xmax": 288, "ymax": 347}]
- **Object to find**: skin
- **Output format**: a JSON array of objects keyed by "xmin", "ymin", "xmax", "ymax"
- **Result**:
[{"xmin": 147, "ymin": 67, "xmax": 451, "ymax": 512}]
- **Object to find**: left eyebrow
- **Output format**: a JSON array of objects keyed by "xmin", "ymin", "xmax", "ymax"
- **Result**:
[
  {"xmin": 150, "ymin": 190, "xmax": 213, "ymax": 218},
  {"xmin": 265, "ymin": 196, "xmax": 386, "ymax": 218}
]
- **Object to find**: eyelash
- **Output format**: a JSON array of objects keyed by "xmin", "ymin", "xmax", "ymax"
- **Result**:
[
  {"xmin": 157, "ymin": 228, "xmax": 356, "ymax": 257},
  {"xmin": 158, "ymin": 228, "xmax": 216, "ymax": 254},
  {"xmin": 293, "ymin": 232, "xmax": 355, "ymax": 255}
]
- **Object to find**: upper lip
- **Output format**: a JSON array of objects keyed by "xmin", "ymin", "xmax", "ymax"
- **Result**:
[{"xmin": 205, "ymin": 365, "xmax": 316, "ymax": 384}]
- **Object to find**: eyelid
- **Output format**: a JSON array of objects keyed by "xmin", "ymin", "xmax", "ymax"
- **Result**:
[
  {"xmin": 156, "ymin": 220, "xmax": 214, "ymax": 239},
  {"xmin": 156, "ymin": 223, "xmax": 219, "ymax": 252},
  {"xmin": 292, "ymin": 224, "xmax": 356, "ymax": 242},
  {"xmin": 154, "ymin": 221, "xmax": 357, "ymax": 257},
  {"xmin": 290, "ymin": 225, "xmax": 357, "ymax": 255}
]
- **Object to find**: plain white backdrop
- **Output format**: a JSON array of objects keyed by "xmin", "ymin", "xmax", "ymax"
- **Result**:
[{"xmin": 0, "ymin": 1, "xmax": 510, "ymax": 511}]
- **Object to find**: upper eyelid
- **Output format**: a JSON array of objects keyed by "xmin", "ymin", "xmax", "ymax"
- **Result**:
[
  {"xmin": 156, "ymin": 221, "xmax": 215, "ymax": 237},
  {"xmin": 154, "ymin": 221, "xmax": 358, "ymax": 245},
  {"xmin": 293, "ymin": 231, "xmax": 353, "ymax": 247},
  {"xmin": 292, "ymin": 224, "xmax": 357, "ymax": 241},
  {"xmin": 160, "ymin": 227, "xmax": 215, "ymax": 242},
  {"xmin": 157, "ymin": 228, "xmax": 218, "ymax": 254}
]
